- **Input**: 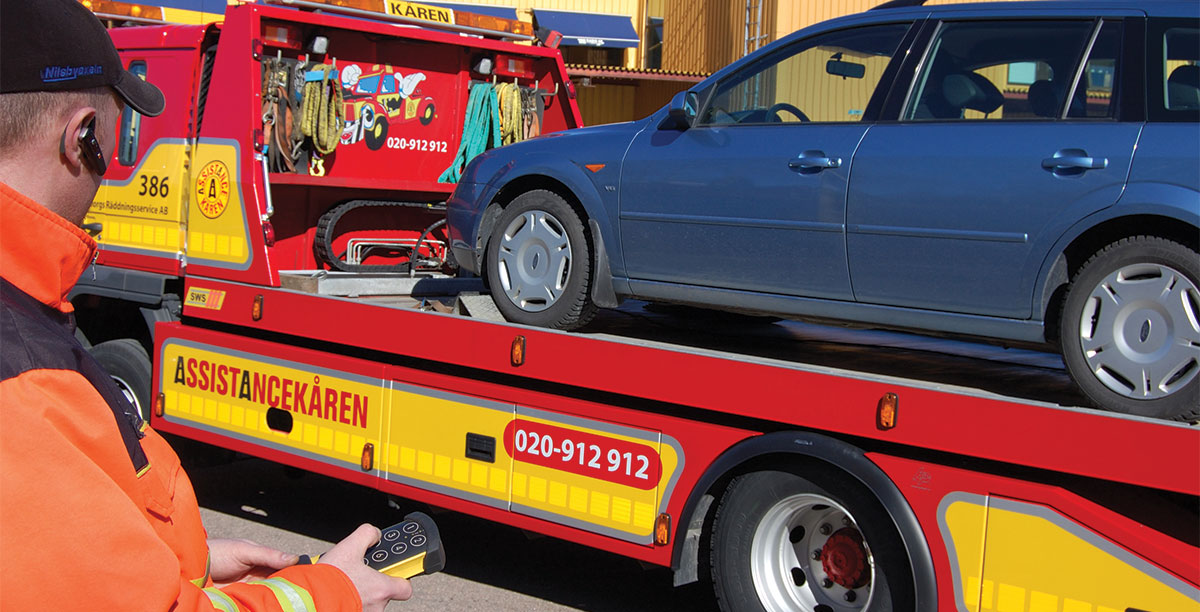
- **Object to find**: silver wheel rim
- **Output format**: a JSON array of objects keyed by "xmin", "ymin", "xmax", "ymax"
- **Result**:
[
  {"xmin": 1077, "ymin": 261, "xmax": 1200, "ymax": 399},
  {"xmin": 750, "ymin": 493, "xmax": 875, "ymax": 612},
  {"xmin": 496, "ymin": 210, "xmax": 572, "ymax": 313}
]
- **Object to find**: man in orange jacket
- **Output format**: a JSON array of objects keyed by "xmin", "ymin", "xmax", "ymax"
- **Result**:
[{"xmin": 0, "ymin": 1, "xmax": 413, "ymax": 610}]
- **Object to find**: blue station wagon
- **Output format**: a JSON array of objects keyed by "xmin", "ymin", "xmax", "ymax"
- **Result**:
[{"xmin": 447, "ymin": 0, "xmax": 1200, "ymax": 420}]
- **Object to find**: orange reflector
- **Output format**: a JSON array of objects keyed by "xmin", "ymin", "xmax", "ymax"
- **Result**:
[
  {"xmin": 511, "ymin": 335, "xmax": 526, "ymax": 367},
  {"xmin": 876, "ymin": 392, "xmax": 898, "ymax": 430},
  {"xmin": 252, "ymin": 295, "xmax": 264, "ymax": 321},
  {"xmin": 584, "ymin": 164, "xmax": 606, "ymax": 173},
  {"xmin": 361, "ymin": 443, "xmax": 375, "ymax": 471},
  {"xmin": 654, "ymin": 513, "xmax": 671, "ymax": 546},
  {"xmin": 154, "ymin": 392, "xmax": 165, "ymax": 418}
]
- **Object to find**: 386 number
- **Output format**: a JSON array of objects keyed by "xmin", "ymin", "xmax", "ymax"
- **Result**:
[{"xmin": 138, "ymin": 174, "xmax": 169, "ymax": 198}]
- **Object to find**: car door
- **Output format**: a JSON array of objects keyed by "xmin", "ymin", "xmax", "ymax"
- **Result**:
[
  {"xmin": 846, "ymin": 17, "xmax": 1141, "ymax": 319},
  {"xmin": 619, "ymin": 22, "xmax": 912, "ymax": 302}
]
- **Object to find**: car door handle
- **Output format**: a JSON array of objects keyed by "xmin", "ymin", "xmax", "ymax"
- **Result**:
[
  {"xmin": 1042, "ymin": 149, "xmax": 1108, "ymax": 171},
  {"xmin": 789, "ymin": 151, "xmax": 842, "ymax": 170}
]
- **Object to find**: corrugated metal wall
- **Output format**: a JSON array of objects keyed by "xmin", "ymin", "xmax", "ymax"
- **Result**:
[{"xmin": 575, "ymin": 79, "xmax": 690, "ymax": 125}]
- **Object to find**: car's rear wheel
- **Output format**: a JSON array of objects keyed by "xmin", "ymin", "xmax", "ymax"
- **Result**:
[
  {"xmin": 486, "ymin": 190, "xmax": 597, "ymax": 330},
  {"xmin": 1060, "ymin": 236, "xmax": 1200, "ymax": 420}
]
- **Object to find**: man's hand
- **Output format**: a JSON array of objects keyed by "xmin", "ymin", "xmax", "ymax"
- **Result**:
[
  {"xmin": 208, "ymin": 538, "xmax": 299, "ymax": 586},
  {"xmin": 319, "ymin": 524, "xmax": 413, "ymax": 612}
]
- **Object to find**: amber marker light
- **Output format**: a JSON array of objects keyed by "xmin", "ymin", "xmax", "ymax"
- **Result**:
[
  {"xmin": 877, "ymin": 392, "xmax": 898, "ymax": 430},
  {"xmin": 511, "ymin": 335, "xmax": 526, "ymax": 367},
  {"xmin": 251, "ymin": 295, "xmax": 264, "ymax": 321},
  {"xmin": 654, "ymin": 513, "xmax": 671, "ymax": 546},
  {"xmin": 154, "ymin": 392, "xmax": 165, "ymax": 418},
  {"xmin": 584, "ymin": 164, "xmax": 606, "ymax": 173},
  {"xmin": 361, "ymin": 443, "xmax": 375, "ymax": 471}
]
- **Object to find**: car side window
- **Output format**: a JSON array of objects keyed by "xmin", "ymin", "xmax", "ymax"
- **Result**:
[
  {"xmin": 1151, "ymin": 20, "xmax": 1200, "ymax": 121},
  {"xmin": 904, "ymin": 20, "xmax": 1098, "ymax": 121},
  {"xmin": 697, "ymin": 23, "xmax": 909, "ymax": 126}
]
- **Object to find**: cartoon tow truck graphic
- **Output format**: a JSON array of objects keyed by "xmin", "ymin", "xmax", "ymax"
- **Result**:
[{"xmin": 340, "ymin": 64, "xmax": 435, "ymax": 150}]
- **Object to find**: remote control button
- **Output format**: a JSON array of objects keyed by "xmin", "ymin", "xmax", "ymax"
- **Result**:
[
  {"xmin": 371, "ymin": 550, "xmax": 389, "ymax": 563},
  {"xmin": 402, "ymin": 522, "xmax": 420, "ymax": 534},
  {"xmin": 383, "ymin": 530, "xmax": 400, "ymax": 541},
  {"xmin": 391, "ymin": 542, "xmax": 408, "ymax": 555},
  {"xmin": 411, "ymin": 534, "xmax": 426, "ymax": 547}
]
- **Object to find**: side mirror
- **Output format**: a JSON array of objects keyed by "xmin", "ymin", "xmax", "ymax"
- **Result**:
[{"xmin": 659, "ymin": 90, "xmax": 698, "ymax": 131}]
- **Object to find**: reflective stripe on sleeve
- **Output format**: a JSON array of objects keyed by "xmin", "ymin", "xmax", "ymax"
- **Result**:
[
  {"xmin": 202, "ymin": 587, "xmax": 240, "ymax": 612},
  {"xmin": 252, "ymin": 577, "xmax": 316, "ymax": 612}
]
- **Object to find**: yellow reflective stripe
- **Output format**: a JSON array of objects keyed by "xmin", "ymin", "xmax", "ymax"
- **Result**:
[
  {"xmin": 202, "ymin": 588, "xmax": 240, "ymax": 612},
  {"xmin": 253, "ymin": 578, "xmax": 315, "ymax": 612},
  {"xmin": 191, "ymin": 555, "xmax": 212, "ymax": 588},
  {"xmin": 135, "ymin": 460, "xmax": 152, "ymax": 478}
]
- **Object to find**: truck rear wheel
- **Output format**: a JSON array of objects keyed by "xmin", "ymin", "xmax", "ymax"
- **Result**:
[
  {"xmin": 711, "ymin": 469, "xmax": 914, "ymax": 612},
  {"xmin": 90, "ymin": 338, "xmax": 152, "ymax": 421}
]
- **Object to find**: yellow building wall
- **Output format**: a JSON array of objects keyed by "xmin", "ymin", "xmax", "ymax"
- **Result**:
[{"xmin": 576, "ymin": 82, "xmax": 636, "ymax": 125}]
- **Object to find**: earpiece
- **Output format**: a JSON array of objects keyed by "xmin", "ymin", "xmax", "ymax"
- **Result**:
[{"xmin": 77, "ymin": 116, "xmax": 108, "ymax": 176}]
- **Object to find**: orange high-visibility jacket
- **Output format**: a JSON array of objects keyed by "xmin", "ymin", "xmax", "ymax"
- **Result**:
[{"xmin": 0, "ymin": 182, "xmax": 361, "ymax": 611}]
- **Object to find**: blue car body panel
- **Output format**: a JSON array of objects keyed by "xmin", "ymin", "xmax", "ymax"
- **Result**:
[{"xmin": 445, "ymin": 0, "xmax": 1199, "ymax": 346}]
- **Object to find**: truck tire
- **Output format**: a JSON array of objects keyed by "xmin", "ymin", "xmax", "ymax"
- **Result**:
[
  {"xmin": 485, "ymin": 190, "xmax": 597, "ymax": 330},
  {"xmin": 90, "ymin": 338, "xmax": 152, "ymax": 421},
  {"xmin": 711, "ymin": 469, "xmax": 914, "ymax": 612},
  {"xmin": 1059, "ymin": 236, "xmax": 1200, "ymax": 420}
]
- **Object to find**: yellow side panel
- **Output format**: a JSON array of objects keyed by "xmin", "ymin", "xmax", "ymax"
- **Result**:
[
  {"xmin": 160, "ymin": 340, "xmax": 385, "ymax": 470},
  {"xmin": 382, "ymin": 383, "xmax": 514, "ymax": 506},
  {"xmin": 90, "ymin": 141, "xmax": 188, "ymax": 259},
  {"xmin": 508, "ymin": 409, "xmax": 680, "ymax": 543},
  {"xmin": 941, "ymin": 494, "xmax": 1200, "ymax": 612},
  {"xmin": 187, "ymin": 139, "xmax": 252, "ymax": 269}
]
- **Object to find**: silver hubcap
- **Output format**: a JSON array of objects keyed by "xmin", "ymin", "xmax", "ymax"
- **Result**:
[
  {"xmin": 1078, "ymin": 262, "xmax": 1200, "ymax": 399},
  {"xmin": 750, "ymin": 493, "xmax": 875, "ymax": 612},
  {"xmin": 496, "ymin": 210, "xmax": 572, "ymax": 312}
]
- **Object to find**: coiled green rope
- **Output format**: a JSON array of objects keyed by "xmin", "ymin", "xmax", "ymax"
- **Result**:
[{"xmin": 439, "ymin": 82, "xmax": 501, "ymax": 184}]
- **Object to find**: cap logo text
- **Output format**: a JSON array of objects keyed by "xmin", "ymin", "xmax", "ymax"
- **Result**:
[{"xmin": 41, "ymin": 65, "xmax": 104, "ymax": 83}]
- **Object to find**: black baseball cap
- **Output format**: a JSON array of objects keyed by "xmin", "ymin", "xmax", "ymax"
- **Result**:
[{"xmin": 0, "ymin": 0, "xmax": 165, "ymax": 116}]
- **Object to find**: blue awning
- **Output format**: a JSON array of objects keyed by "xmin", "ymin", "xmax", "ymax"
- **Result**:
[
  {"xmin": 423, "ymin": 2, "xmax": 519, "ymax": 21},
  {"xmin": 532, "ymin": 9, "xmax": 639, "ymax": 48}
]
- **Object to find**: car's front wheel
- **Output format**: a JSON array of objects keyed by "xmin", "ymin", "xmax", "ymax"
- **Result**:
[
  {"xmin": 1060, "ymin": 236, "xmax": 1200, "ymax": 420},
  {"xmin": 486, "ymin": 190, "xmax": 597, "ymax": 330}
]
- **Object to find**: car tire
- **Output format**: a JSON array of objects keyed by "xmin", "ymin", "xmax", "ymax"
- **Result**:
[
  {"xmin": 90, "ymin": 338, "xmax": 152, "ymax": 422},
  {"xmin": 1059, "ymin": 236, "xmax": 1200, "ymax": 420},
  {"xmin": 364, "ymin": 108, "xmax": 388, "ymax": 151},
  {"xmin": 711, "ymin": 469, "xmax": 914, "ymax": 612},
  {"xmin": 486, "ymin": 190, "xmax": 597, "ymax": 330}
]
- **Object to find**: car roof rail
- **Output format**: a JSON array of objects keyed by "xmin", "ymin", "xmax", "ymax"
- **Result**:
[{"xmin": 871, "ymin": 0, "xmax": 928, "ymax": 10}]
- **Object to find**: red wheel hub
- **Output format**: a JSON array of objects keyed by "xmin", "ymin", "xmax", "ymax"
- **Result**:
[{"xmin": 820, "ymin": 528, "xmax": 869, "ymax": 589}]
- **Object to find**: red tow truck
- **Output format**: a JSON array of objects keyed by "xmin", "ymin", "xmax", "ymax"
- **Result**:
[{"xmin": 74, "ymin": 1, "xmax": 1199, "ymax": 611}]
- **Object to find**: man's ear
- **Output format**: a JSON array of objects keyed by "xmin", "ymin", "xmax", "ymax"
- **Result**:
[{"xmin": 59, "ymin": 106, "xmax": 98, "ymax": 172}]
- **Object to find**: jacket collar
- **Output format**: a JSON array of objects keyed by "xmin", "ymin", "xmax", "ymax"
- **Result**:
[{"xmin": 1, "ymin": 182, "xmax": 97, "ymax": 314}]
